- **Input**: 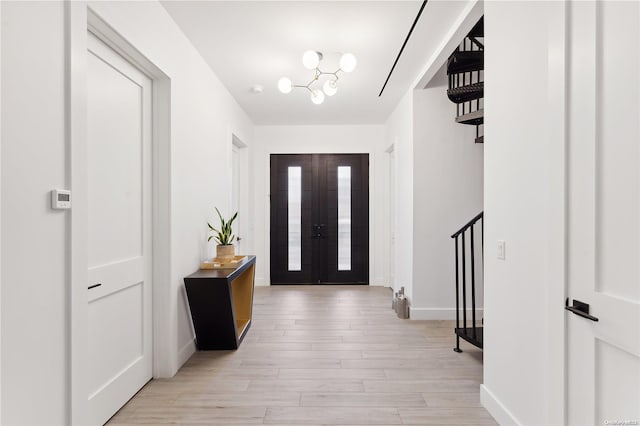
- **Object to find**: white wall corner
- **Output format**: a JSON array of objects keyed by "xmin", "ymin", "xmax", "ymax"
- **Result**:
[
  {"xmin": 480, "ymin": 385, "xmax": 521, "ymax": 426},
  {"xmin": 254, "ymin": 277, "xmax": 268, "ymax": 287},
  {"xmin": 413, "ymin": 0, "xmax": 484, "ymax": 90},
  {"xmin": 409, "ymin": 307, "xmax": 484, "ymax": 321},
  {"xmin": 177, "ymin": 338, "xmax": 196, "ymax": 369}
]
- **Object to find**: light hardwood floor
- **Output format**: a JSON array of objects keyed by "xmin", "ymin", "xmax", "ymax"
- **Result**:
[{"xmin": 108, "ymin": 285, "xmax": 496, "ymax": 425}]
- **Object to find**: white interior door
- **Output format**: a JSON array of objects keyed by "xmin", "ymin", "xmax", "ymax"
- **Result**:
[
  {"xmin": 87, "ymin": 32, "xmax": 153, "ymax": 426},
  {"xmin": 566, "ymin": 1, "xmax": 640, "ymax": 424}
]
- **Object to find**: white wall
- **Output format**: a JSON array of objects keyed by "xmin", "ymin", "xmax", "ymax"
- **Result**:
[
  {"xmin": 1, "ymin": 1, "xmax": 254, "ymax": 424},
  {"xmin": 481, "ymin": 1, "xmax": 565, "ymax": 425},
  {"xmin": 385, "ymin": 92, "xmax": 413, "ymax": 298},
  {"xmin": 252, "ymin": 125, "xmax": 389, "ymax": 287},
  {"xmin": 411, "ymin": 67, "xmax": 484, "ymax": 320},
  {"xmin": 1, "ymin": 2, "xmax": 68, "ymax": 424}
]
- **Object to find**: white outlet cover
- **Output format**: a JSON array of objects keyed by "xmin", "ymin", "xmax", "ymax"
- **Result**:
[{"xmin": 497, "ymin": 240, "xmax": 506, "ymax": 260}]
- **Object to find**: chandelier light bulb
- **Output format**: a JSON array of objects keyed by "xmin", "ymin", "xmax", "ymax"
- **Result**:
[
  {"xmin": 323, "ymin": 80, "xmax": 338, "ymax": 96},
  {"xmin": 278, "ymin": 77, "xmax": 292, "ymax": 94},
  {"xmin": 302, "ymin": 50, "xmax": 321, "ymax": 70},
  {"xmin": 339, "ymin": 53, "xmax": 357, "ymax": 73},
  {"xmin": 310, "ymin": 89, "xmax": 325, "ymax": 105}
]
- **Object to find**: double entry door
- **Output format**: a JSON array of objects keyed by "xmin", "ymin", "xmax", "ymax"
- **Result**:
[{"xmin": 270, "ymin": 154, "xmax": 369, "ymax": 284}]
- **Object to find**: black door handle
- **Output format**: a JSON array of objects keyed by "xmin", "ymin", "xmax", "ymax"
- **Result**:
[
  {"xmin": 565, "ymin": 298, "xmax": 599, "ymax": 322},
  {"xmin": 88, "ymin": 283, "xmax": 102, "ymax": 290}
]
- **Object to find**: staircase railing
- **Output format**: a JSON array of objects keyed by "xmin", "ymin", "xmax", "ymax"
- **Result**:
[
  {"xmin": 447, "ymin": 16, "xmax": 484, "ymax": 143},
  {"xmin": 451, "ymin": 211, "xmax": 484, "ymax": 352}
]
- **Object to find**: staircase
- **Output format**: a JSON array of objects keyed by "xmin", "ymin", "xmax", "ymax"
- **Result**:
[
  {"xmin": 451, "ymin": 212, "xmax": 484, "ymax": 352},
  {"xmin": 447, "ymin": 17, "xmax": 484, "ymax": 144}
]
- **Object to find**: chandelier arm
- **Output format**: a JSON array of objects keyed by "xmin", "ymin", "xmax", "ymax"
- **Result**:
[{"xmin": 317, "ymin": 70, "xmax": 341, "ymax": 78}]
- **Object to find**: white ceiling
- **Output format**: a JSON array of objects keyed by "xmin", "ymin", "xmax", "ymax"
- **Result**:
[{"xmin": 160, "ymin": 1, "xmax": 470, "ymax": 125}]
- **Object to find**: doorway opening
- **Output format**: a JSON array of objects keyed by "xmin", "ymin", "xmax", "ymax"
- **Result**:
[
  {"xmin": 270, "ymin": 154, "xmax": 369, "ymax": 284},
  {"xmin": 231, "ymin": 134, "xmax": 248, "ymax": 254}
]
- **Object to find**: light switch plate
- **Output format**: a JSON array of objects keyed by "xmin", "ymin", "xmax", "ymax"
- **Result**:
[{"xmin": 497, "ymin": 240, "xmax": 506, "ymax": 260}]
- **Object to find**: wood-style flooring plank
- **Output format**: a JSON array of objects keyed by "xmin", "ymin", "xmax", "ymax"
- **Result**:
[
  {"xmin": 300, "ymin": 392, "xmax": 427, "ymax": 407},
  {"xmin": 263, "ymin": 407, "xmax": 402, "ymax": 425},
  {"xmin": 247, "ymin": 378, "xmax": 366, "ymax": 393},
  {"xmin": 398, "ymin": 407, "xmax": 497, "ymax": 424}
]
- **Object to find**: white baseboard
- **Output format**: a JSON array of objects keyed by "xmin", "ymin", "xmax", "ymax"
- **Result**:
[
  {"xmin": 480, "ymin": 384, "xmax": 520, "ymax": 426},
  {"xmin": 370, "ymin": 277, "xmax": 388, "ymax": 287},
  {"xmin": 409, "ymin": 307, "xmax": 484, "ymax": 320},
  {"xmin": 177, "ymin": 338, "xmax": 196, "ymax": 370},
  {"xmin": 255, "ymin": 277, "xmax": 268, "ymax": 286}
]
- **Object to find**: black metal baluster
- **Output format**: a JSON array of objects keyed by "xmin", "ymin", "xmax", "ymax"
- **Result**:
[
  {"xmin": 476, "ymin": 69, "xmax": 480, "ymax": 111},
  {"xmin": 470, "ymin": 223, "xmax": 477, "ymax": 339},
  {"xmin": 461, "ymin": 232, "xmax": 467, "ymax": 333},
  {"xmin": 481, "ymin": 215, "xmax": 484, "ymax": 259},
  {"xmin": 454, "ymin": 236, "xmax": 461, "ymax": 353}
]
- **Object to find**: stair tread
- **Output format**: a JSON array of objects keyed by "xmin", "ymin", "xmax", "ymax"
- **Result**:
[
  {"xmin": 447, "ymin": 82, "xmax": 484, "ymax": 103},
  {"xmin": 455, "ymin": 326, "xmax": 483, "ymax": 348},
  {"xmin": 447, "ymin": 51, "xmax": 484, "ymax": 74},
  {"xmin": 456, "ymin": 109, "xmax": 484, "ymax": 125},
  {"xmin": 468, "ymin": 17, "xmax": 484, "ymax": 38}
]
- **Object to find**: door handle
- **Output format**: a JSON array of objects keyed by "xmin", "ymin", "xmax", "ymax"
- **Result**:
[
  {"xmin": 88, "ymin": 283, "xmax": 102, "ymax": 290},
  {"xmin": 565, "ymin": 298, "xmax": 599, "ymax": 322},
  {"xmin": 311, "ymin": 224, "xmax": 326, "ymax": 239}
]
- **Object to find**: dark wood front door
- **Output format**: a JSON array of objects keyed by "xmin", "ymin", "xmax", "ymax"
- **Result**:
[{"xmin": 270, "ymin": 154, "xmax": 369, "ymax": 284}]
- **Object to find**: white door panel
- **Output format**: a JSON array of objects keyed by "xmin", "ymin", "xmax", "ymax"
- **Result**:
[
  {"xmin": 88, "ymin": 283, "xmax": 145, "ymax": 396},
  {"xmin": 566, "ymin": 1, "xmax": 640, "ymax": 424},
  {"xmin": 87, "ymin": 74, "xmax": 143, "ymax": 268},
  {"xmin": 87, "ymin": 31, "xmax": 152, "ymax": 426}
]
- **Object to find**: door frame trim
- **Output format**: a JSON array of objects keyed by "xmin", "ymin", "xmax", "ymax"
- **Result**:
[
  {"xmin": 67, "ymin": 4, "xmax": 172, "ymax": 424},
  {"xmin": 0, "ymin": 3, "xmax": 3, "ymax": 420}
]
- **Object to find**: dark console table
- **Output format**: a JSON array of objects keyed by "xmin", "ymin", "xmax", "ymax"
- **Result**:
[{"xmin": 184, "ymin": 255, "xmax": 256, "ymax": 350}]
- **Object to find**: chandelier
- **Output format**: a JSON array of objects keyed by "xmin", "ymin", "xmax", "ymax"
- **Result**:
[{"xmin": 278, "ymin": 50, "xmax": 357, "ymax": 105}]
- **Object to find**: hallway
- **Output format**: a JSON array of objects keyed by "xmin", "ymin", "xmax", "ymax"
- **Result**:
[{"xmin": 107, "ymin": 286, "xmax": 495, "ymax": 425}]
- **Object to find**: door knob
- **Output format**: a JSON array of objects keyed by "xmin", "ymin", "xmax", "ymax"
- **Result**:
[
  {"xmin": 565, "ymin": 298, "xmax": 599, "ymax": 322},
  {"xmin": 312, "ymin": 224, "xmax": 324, "ymax": 239}
]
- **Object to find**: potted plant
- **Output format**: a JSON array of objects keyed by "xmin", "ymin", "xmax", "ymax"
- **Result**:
[{"xmin": 208, "ymin": 207, "xmax": 238, "ymax": 261}]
